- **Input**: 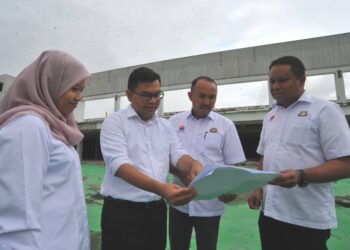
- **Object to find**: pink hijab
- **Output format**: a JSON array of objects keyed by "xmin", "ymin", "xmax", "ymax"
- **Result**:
[{"xmin": 0, "ymin": 50, "xmax": 91, "ymax": 146}]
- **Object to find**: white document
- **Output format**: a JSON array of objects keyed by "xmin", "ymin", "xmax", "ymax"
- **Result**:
[{"xmin": 190, "ymin": 164, "xmax": 279, "ymax": 200}]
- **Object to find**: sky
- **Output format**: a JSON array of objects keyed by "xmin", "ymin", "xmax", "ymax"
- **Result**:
[
  {"xmin": 1, "ymin": 0, "xmax": 350, "ymax": 76},
  {"xmin": 1, "ymin": 0, "xmax": 350, "ymax": 118}
]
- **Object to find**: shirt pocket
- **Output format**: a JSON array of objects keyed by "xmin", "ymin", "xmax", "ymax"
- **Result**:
[
  {"xmin": 199, "ymin": 133, "xmax": 223, "ymax": 163},
  {"xmin": 203, "ymin": 132, "xmax": 222, "ymax": 149},
  {"xmin": 285, "ymin": 120, "xmax": 314, "ymax": 146}
]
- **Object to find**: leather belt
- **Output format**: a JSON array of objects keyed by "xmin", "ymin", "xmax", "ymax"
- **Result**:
[{"xmin": 104, "ymin": 196, "xmax": 163, "ymax": 208}]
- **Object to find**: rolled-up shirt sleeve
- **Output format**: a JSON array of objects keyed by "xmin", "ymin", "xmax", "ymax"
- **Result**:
[
  {"xmin": 100, "ymin": 113, "xmax": 133, "ymax": 176},
  {"xmin": 0, "ymin": 116, "xmax": 50, "ymax": 249}
]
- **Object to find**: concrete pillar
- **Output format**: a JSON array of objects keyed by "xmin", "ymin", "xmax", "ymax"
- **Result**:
[
  {"xmin": 267, "ymin": 86, "xmax": 274, "ymax": 106},
  {"xmin": 74, "ymin": 100, "xmax": 85, "ymax": 122},
  {"xmin": 94, "ymin": 138, "xmax": 101, "ymax": 160},
  {"xmin": 114, "ymin": 94, "xmax": 121, "ymax": 111},
  {"xmin": 77, "ymin": 141, "xmax": 83, "ymax": 161},
  {"xmin": 334, "ymin": 70, "xmax": 346, "ymax": 103}
]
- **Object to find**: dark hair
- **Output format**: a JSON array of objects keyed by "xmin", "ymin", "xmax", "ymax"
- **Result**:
[
  {"xmin": 127, "ymin": 67, "xmax": 161, "ymax": 91},
  {"xmin": 191, "ymin": 76, "xmax": 217, "ymax": 91},
  {"xmin": 269, "ymin": 56, "xmax": 305, "ymax": 79}
]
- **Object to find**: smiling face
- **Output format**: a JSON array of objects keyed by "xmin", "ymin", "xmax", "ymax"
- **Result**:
[
  {"xmin": 269, "ymin": 64, "xmax": 305, "ymax": 108},
  {"xmin": 126, "ymin": 80, "xmax": 162, "ymax": 121},
  {"xmin": 188, "ymin": 78, "xmax": 217, "ymax": 119},
  {"xmin": 55, "ymin": 80, "xmax": 85, "ymax": 116}
]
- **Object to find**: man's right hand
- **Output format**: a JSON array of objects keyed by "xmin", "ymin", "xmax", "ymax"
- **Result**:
[
  {"xmin": 161, "ymin": 183, "xmax": 197, "ymax": 206},
  {"xmin": 248, "ymin": 188, "xmax": 263, "ymax": 209}
]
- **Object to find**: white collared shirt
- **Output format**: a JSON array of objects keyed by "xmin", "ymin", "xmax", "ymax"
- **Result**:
[
  {"xmin": 258, "ymin": 92, "xmax": 350, "ymax": 229},
  {"xmin": 100, "ymin": 105, "xmax": 187, "ymax": 202},
  {"xmin": 0, "ymin": 115, "xmax": 90, "ymax": 250},
  {"xmin": 169, "ymin": 111, "xmax": 246, "ymax": 216}
]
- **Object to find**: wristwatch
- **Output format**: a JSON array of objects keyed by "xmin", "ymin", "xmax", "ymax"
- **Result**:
[{"xmin": 297, "ymin": 169, "xmax": 309, "ymax": 187}]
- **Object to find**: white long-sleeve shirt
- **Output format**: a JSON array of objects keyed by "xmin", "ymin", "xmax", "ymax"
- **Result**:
[{"xmin": 0, "ymin": 115, "xmax": 90, "ymax": 250}]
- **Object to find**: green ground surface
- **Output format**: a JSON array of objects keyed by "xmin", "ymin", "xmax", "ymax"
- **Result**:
[{"xmin": 82, "ymin": 163, "xmax": 350, "ymax": 250}]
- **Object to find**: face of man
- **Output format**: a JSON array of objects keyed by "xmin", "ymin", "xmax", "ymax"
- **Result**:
[
  {"xmin": 269, "ymin": 64, "xmax": 305, "ymax": 108},
  {"xmin": 188, "ymin": 79, "xmax": 217, "ymax": 119},
  {"xmin": 126, "ymin": 80, "xmax": 162, "ymax": 121},
  {"xmin": 55, "ymin": 80, "xmax": 85, "ymax": 117}
]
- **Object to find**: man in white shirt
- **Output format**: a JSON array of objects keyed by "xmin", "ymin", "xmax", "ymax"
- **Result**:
[
  {"xmin": 100, "ymin": 67, "xmax": 201, "ymax": 250},
  {"xmin": 169, "ymin": 76, "xmax": 246, "ymax": 250},
  {"xmin": 248, "ymin": 56, "xmax": 350, "ymax": 250}
]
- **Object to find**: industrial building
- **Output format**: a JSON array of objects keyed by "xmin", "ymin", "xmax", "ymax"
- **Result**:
[{"xmin": 2, "ymin": 32, "xmax": 350, "ymax": 160}]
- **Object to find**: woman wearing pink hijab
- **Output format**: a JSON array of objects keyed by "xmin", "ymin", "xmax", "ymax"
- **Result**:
[{"xmin": 0, "ymin": 50, "xmax": 91, "ymax": 249}]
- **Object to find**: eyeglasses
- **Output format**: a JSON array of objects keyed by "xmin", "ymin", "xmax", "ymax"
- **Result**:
[{"xmin": 133, "ymin": 90, "xmax": 164, "ymax": 101}]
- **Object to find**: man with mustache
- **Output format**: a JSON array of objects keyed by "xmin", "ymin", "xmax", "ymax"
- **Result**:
[{"xmin": 169, "ymin": 76, "xmax": 246, "ymax": 250}]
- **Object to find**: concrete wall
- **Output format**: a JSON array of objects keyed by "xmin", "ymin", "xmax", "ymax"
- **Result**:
[
  {"xmin": 83, "ymin": 32, "xmax": 350, "ymax": 98},
  {"xmin": 2, "ymin": 33, "xmax": 350, "ymax": 160},
  {"xmin": 75, "ymin": 32, "xmax": 350, "ymax": 160}
]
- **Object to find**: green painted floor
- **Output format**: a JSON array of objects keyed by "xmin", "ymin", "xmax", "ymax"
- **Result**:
[{"xmin": 82, "ymin": 163, "xmax": 350, "ymax": 250}]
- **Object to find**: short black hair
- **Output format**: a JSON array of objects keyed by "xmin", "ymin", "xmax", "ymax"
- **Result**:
[
  {"xmin": 269, "ymin": 56, "xmax": 305, "ymax": 79},
  {"xmin": 127, "ymin": 67, "xmax": 161, "ymax": 91},
  {"xmin": 191, "ymin": 76, "xmax": 217, "ymax": 91}
]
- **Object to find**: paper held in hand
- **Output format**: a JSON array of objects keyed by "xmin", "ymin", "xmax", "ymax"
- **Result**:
[{"xmin": 190, "ymin": 164, "xmax": 279, "ymax": 200}]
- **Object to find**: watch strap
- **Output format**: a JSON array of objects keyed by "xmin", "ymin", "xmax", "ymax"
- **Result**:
[{"xmin": 297, "ymin": 169, "xmax": 309, "ymax": 187}]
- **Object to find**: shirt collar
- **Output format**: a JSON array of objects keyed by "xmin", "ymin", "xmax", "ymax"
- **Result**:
[
  {"xmin": 186, "ymin": 110, "xmax": 214, "ymax": 121},
  {"xmin": 271, "ymin": 91, "xmax": 312, "ymax": 109},
  {"xmin": 126, "ymin": 104, "xmax": 157, "ymax": 123}
]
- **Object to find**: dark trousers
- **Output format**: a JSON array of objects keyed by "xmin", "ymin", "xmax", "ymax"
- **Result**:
[
  {"xmin": 101, "ymin": 197, "xmax": 167, "ymax": 250},
  {"xmin": 258, "ymin": 212, "xmax": 331, "ymax": 250},
  {"xmin": 169, "ymin": 206, "xmax": 221, "ymax": 250}
]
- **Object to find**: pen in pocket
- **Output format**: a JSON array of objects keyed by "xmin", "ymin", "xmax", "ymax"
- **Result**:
[{"xmin": 204, "ymin": 132, "xmax": 208, "ymax": 139}]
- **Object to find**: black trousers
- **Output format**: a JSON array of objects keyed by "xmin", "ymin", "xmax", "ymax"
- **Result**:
[
  {"xmin": 101, "ymin": 197, "xmax": 167, "ymax": 250},
  {"xmin": 258, "ymin": 212, "xmax": 331, "ymax": 250},
  {"xmin": 169, "ymin": 206, "xmax": 221, "ymax": 250}
]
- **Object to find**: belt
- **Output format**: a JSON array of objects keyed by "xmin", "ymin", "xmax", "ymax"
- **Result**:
[{"xmin": 104, "ymin": 196, "xmax": 163, "ymax": 209}]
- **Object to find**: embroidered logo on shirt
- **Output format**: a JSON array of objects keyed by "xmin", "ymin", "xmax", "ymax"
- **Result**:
[
  {"xmin": 298, "ymin": 111, "xmax": 308, "ymax": 117},
  {"xmin": 269, "ymin": 115, "xmax": 275, "ymax": 121},
  {"xmin": 209, "ymin": 127, "xmax": 218, "ymax": 133},
  {"xmin": 178, "ymin": 124, "xmax": 185, "ymax": 132}
]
